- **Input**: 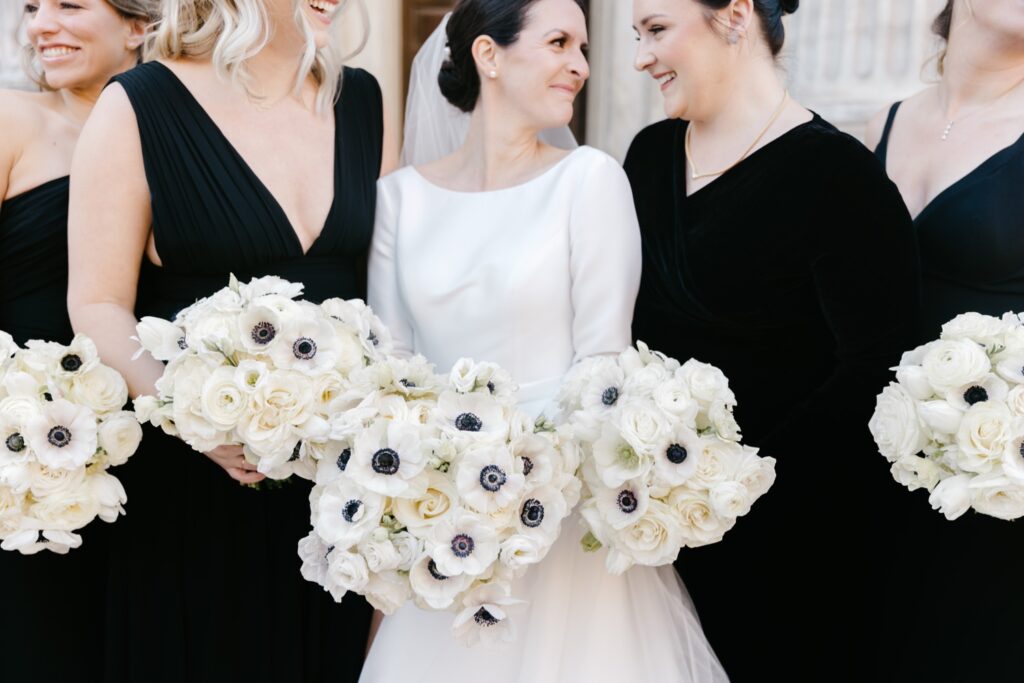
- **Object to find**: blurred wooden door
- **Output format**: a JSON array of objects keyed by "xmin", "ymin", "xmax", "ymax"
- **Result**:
[{"xmin": 400, "ymin": 0, "xmax": 589, "ymax": 142}]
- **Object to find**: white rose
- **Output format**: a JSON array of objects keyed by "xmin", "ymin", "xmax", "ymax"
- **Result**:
[
  {"xmin": 66, "ymin": 365, "xmax": 129, "ymax": 417},
  {"xmin": 97, "ymin": 412, "xmax": 143, "ymax": 466},
  {"xmin": 669, "ymin": 487, "xmax": 736, "ymax": 547},
  {"xmin": 199, "ymin": 366, "xmax": 247, "ymax": 431},
  {"xmin": 954, "ymin": 402, "xmax": 1015, "ymax": 474},
  {"xmin": 734, "ymin": 449, "xmax": 776, "ymax": 501},
  {"xmin": 606, "ymin": 499, "xmax": 682, "ymax": 572},
  {"xmin": 363, "ymin": 569, "xmax": 412, "ymax": 614},
  {"xmin": 921, "ymin": 339, "xmax": 990, "ymax": 394},
  {"xmin": 970, "ymin": 474, "xmax": 1024, "ymax": 520},
  {"xmin": 928, "ymin": 474, "xmax": 972, "ymax": 520},
  {"xmin": 324, "ymin": 549, "xmax": 370, "ymax": 601},
  {"xmin": 868, "ymin": 384, "xmax": 927, "ymax": 462},
  {"xmin": 677, "ymin": 359, "xmax": 735, "ymax": 406},
  {"xmin": 617, "ymin": 400, "xmax": 671, "ymax": 458},
  {"xmin": 941, "ymin": 312, "xmax": 1011, "ymax": 348},
  {"xmin": 709, "ymin": 480, "xmax": 753, "ymax": 518},
  {"xmin": 392, "ymin": 469, "xmax": 458, "ymax": 533},
  {"xmin": 690, "ymin": 438, "xmax": 743, "ymax": 488},
  {"xmin": 357, "ymin": 535, "xmax": 403, "ymax": 573}
]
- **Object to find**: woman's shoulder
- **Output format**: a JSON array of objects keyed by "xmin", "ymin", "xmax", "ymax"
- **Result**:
[{"xmin": 0, "ymin": 89, "xmax": 52, "ymax": 133}]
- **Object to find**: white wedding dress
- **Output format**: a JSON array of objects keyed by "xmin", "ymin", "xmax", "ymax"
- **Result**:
[{"xmin": 361, "ymin": 146, "xmax": 728, "ymax": 682}]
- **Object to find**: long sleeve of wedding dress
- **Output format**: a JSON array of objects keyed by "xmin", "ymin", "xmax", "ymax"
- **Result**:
[{"xmin": 361, "ymin": 147, "xmax": 729, "ymax": 683}]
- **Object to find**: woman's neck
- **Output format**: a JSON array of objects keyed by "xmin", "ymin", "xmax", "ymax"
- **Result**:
[
  {"xmin": 940, "ymin": 25, "xmax": 1024, "ymax": 116},
  {"xmin": 688, "ymin": 58, "xmax": 787, "ymax": 141},
  {"xmin": 454, "ymin": 105, "xmax": 547, "ymax": 190},
  {"xmin": 244, "ymin": 21, "xmax": 313, "ymax": 103}
]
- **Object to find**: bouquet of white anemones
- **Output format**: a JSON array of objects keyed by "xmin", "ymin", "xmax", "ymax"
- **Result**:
[
  {"xmin": 132, "ymin": 275, "xmax": 392, "ymax": 481},
  {"xmin": 556, "ymin": 342, "xmax": 776, "ymax": 575},
  {"xmin": 0, "ymin": 331, "xmax": 141, "ymax": 554},
  {"xmin": 870, "ymin": 311, "xmax": 1024, "ymax": 521},
  {"xmin": 299, "ymin": 357, "xmax": 580, "ymax": 646}
]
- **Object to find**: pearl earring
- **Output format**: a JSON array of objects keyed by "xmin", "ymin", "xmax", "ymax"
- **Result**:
[{"xmin": 488, "ymin": 70, "xmax": 498, "ymax": 79}]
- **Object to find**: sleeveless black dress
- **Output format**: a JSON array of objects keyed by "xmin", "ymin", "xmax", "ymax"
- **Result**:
[
  {"xmin": 625, "ymin": 116, "xmax": 921, "ymax": 682},
  {"xmin": 873, "ymin": 102, "xmax": 1024, "ymax": 683},
  {"xmin": 0, "ymin": 177, "xmax": 109, "ymax": 681},
  {"xmin": 103, "ymin": 62, "xmax": 380, "ymax": 682}
]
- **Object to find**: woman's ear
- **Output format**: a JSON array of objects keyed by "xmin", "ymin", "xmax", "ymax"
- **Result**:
[{"xmin": 472, "ymin": 34, "xmax": 500, "ymax": 79}]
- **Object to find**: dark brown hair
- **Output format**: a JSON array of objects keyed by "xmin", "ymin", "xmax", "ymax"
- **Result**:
[{"xmin": 695, "ymin": 0, "xmax": 800, "ymax": 57}]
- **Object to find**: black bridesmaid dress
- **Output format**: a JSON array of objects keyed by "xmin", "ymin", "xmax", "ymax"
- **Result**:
[
  {"xmin": 872, "ymin": 102, "xmax": 1024, "ymax": 683},
  {"xmin": 103, "ymin": 62, "xmax": 379, "ymax": 682},
  {"xmin": 625, "ymin": 116, "xmax": 921, "ymax": 682},
  {"xmin": 0, "ymin": 176, "xmax": 109, "ymax": 681}
]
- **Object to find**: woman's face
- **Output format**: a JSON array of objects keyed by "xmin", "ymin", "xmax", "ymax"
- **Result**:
[
  {"xmin": 24, "ymin": 0, "xmax": 142, "ymax": 91},
  {"xmin": 954, "ymin": 0, "xmax": 1024, "ymax": 45},
  {"xmin": 489, "ymin": 0, "xmax": 590, "ymax": 131},
  {"xmin": 291, "ymin": 0, "xmax": 342, "ymax": 50},
  {"xmin": 632, "ymin": 0, "xmax": 733, "ymax": 119}
]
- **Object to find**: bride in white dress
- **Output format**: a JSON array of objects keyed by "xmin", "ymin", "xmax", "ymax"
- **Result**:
[{"xmin": 361, "ymin": 1, "xmax": 727, "ymax": 680}]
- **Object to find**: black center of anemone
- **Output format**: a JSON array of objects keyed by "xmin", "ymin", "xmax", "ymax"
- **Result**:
[
  {"xmin": 487, "ymin": 381, "xmax": 496, "ymax": 394},
  {"xmin": 372, "ymin": 448, "xmax": 400, "ymax": 475},
  {"xmin": 399, "ymin": 379, "xmax": 416, "ymax": 388},
  {"xmin": 451, "ymin": 534, "xmax": 475, "ymax": 558},
  {"xmin": 455, "ymin": 412, "xmax": 483, "ymax": 432},
  {"xmin": 293, "ymin": 337, "xmax": 317, "ymax": 360},
  {"xmin": 617, "ymin": 490, "xmax": 638, "ymax": 514},
  {"xmin": 601, "ymin": 387, "xmax": 620, "ymax": 407},
  {"xmin": 36, "ymin": 531, "xmax": 46, "ymax": 544},
  {"xmin": 666, "ymin": 444, "xmax": 688, "ymax": 465},
  {"xmin": 289, "ymin": 442, "xmax": 302, "ymax": 462},
  {"xmin": 964, "ymin": 386, "xmax": 989, "ymax": 405},
  {"xmin": 251, "ymin": 322, "xmax": 276, "ymax": 345},
  {"xmin": 427, "ymin": 559, "xmax": 449, "ymax": 581},
  {"xmin": 479, "ymin": 465, "xmax": 507, "ymax": 492},
  {"xmin": 177, "ymin": 337, "xmax": 188, "ymax": 350},
  {"xmin": 47, "ymin": 425, "xmax": 71, "ymax": 448},
  {"xmin": 521, "ymin": 498, "xmax": 545, "ymax": 528},
  {"xmin": 369, "ymin": 331, "xmax": 379, "ymax": 347},
  {"xmin": 43, "ymin": 392, "xmax": 53, "ymax": 402},
  {"xmin": 474, "ymin": 607, "xmax": 500, "ymax": 627},
  {"xmin": 60, "ymin": 354, "xmax": 82, "ymax": 372},
  {"xmin": 521, "ymin": 457, "xmax": 534, "ymax": 477},
  {"xmin": 5, "ymin": 433, "xmax": 25, "ymax": 453},
  {"xmin": 342, "ymin": 499, "xmax": 362, "ymax": 523},
  {"xmin": 336, "ymin": 448, "xmax": 351, "ymax": 472}
]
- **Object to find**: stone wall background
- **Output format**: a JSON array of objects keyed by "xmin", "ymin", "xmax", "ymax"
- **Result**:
[{"xmin": 2, "ymin": 0, "xmax": 946, "ymax": 159}]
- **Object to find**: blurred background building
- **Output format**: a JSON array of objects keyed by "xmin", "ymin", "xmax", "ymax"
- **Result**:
[{"xmin": 2, "ymin": 0, "xmax": 945, "ymax": 161}]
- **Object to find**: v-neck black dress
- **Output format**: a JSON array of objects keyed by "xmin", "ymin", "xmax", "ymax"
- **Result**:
[
  {"xmin": 103, "ymin": 62, "xmax": 381, "ymax": 683},
  {"xmin": 0, "ymin": 177, "xmax": 109, "ymax": 681},
  {"xmin": 625, "ymin": 116, "xmax": 921, "ymax": 682},
  {"xmin": 872, "ymin": 101, "xmax": 1024, "ymax": 683}
]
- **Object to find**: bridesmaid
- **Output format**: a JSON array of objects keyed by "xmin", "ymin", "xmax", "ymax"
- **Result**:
[
  {"xmin": 0, "ymin": 1, "xmax": 155, "ymax": 680},
  {"xmin": 625, "ymin": 1, "xmax": 921, "ymax": 681},
  {"xmin": 66, "ymin": 0, "xmax": 393, "ymax": 680},
  {"xmin": 866, "ymin": 1, "xmax": 1024, "ymax": 680}
]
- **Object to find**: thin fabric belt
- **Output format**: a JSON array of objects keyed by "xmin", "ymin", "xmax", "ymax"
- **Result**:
[{"xmin": 516, "ymin": 375, "xmax": 564, "ymax": 420}]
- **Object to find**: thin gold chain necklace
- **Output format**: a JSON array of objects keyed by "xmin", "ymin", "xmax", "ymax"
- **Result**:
[
  {"xmin": 939, "ymin": 78, "xmax": 1024, "ymax": 141},
  {"xmin": 685, "ymin": 90, "xmax": 790, "ymax": 181}
]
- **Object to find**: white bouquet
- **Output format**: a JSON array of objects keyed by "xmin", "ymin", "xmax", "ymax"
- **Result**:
[
  {"xmin": 299, "ymin": 357, "xmax": 580, "ymax": 645},
  {"xmin": 870, "ymin": 312, "xmax": 1024, "ymax": 521},
  {"xmin": 0, "ymin": 332, "xmax": 141, "ymax": 554},
  {"xmin": 132, "ymin": 275, "xmax": 392, "ymax": 480},
  {"xmin": 556, "ymin": 342, "xmax": 776, "ymax": 574}
]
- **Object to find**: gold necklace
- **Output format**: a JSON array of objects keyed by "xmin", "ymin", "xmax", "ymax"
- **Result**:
[{"xmin": 685, "ymin": 90, "xmax": 790, "ymax": 181}]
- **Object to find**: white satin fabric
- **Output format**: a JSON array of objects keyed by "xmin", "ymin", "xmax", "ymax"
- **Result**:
[{"xmin": 362, "ymin": 146, "xmax": 728, "ymax": 682}]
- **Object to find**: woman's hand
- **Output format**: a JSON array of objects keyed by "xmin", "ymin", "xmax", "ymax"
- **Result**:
[{"xmin": 203, "ymin": 445, "xmax": 265, "ymax": 485}]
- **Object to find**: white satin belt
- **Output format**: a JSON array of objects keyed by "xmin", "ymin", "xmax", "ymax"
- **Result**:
[{"xmin": 516, "ymin": 375, "xmax": 564, "ymax": 420}]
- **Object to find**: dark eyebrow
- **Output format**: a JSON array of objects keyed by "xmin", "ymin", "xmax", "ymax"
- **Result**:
[
  {"xmin": 543, "ymin": 29, "xmax": 568, "ymax": 38},
  {"xmin": 632, "ymin": 13, "xmax": 668, "ymax": 31}
]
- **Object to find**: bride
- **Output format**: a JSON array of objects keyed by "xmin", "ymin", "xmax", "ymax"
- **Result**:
[{"xmin": 361, "ymin": 0, "xmax": 727, "ymax": 680}]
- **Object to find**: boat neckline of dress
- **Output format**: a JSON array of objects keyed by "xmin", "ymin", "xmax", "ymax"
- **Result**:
[
  {"xmin": 2, "ymin": 175, "xmax": 70, "ymax": 206},
  {"xmin": 408, "ymin": 145, "xmax": 590, "ymax": 195}
]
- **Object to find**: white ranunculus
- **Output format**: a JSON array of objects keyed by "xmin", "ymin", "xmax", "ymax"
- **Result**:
[
  {"xmin": 622, "ymin": 363, "xmax": 671, "ymax": 401},
  {"xmin": 390, "ymin": 531, "xmax": 421, "ymax": 572},
  {"xmin": 66, "ymin": 365, "xmax": 128, "ymax": 417},
  {"xmin": 363, "ymin": 569, "xmax": 412, "ymax": 614},
  {"xmin": 452, "ymin": 582, "xmax": 523, "ymax": 647},
  {"xmin": 709, "ymin": 481, "xmax": 753, "ymax": 518},
  {"xmin": 954, "ymin": 402, "xmax": 1015, "ymax": 474},
  {"xmin": 669, "ymin": 487, "xmax": 736, "ymax": 547},
  {"xmin": 734, "ymin": 448, "xmax": 776, "ymax": 501},
  {"xmin": 499, "ymin": 534, "xmax": 546, "ymax": 569},
  {"xmin": 408, "ymin": 552, "xmax": 474, "ymax": 610},
  {"xmin": 312, "ymin": 479, "xmax": 385, "ymax": 548},
  {"xmin": 347, "ymin": 419, "xmax": 428, "ymax": 498},
  {"xmin": 677, "ymin": 359, "xmax": 735, "ymax": 406},
  {"xmin": 970, "ymin": 473, "xmax": 1024, "ymax": 520},
  {"xmin": 690, "ymin": 438, "xmax": 743, "ymax": 488},
  {"xmin": 916, "ymin": 400, "xmax": 963, "ymax": 435},
  {"xmin": 592, "ymin": 422, "xmax": 652, "ymax": 489},
  {"xmin": 392, "ymin": 468, "xmax": 459, "ymax": 533},
  {"xmin": 928, "ymin": 474, "xmax": 972, "ymax": 520},
  {"xmin": 199, "ymin": 366, "xmax": 247, "ymax": 431},
  {"xmin": 97, "ymin": 412, "xmax": 142, "ymax": 467},
  {"xmin": 890, "ymin": 454, "xmax": 945, "ymax": 492},
  {"xmin": 455, "ymin": 444, "xmax": 525, "ymax": 514},
  {"xmin": 237, "ymin": 369, "xmax": 317, "ymax": 462},
  {"xmin": 32, "ymin": 491, "xmax": 99, "ymax": 531},
  {"xmin": 324, "ymin": 549, "xmax": 370, "ymax": 601},
  {"xmin": 651, "ymin": 377, "xmax": 699, "ymax": 422},
  {"xmin": 25, "ymin": 399, "xmax": 98, "ymax": 470},
  {"xmin": 429, "ymin": 511, "xmax": 500, "ymax": 577},
  {"xmin": 921, "ymin": 339, "xmax": 991, "ymax": 394},
  {"xmin": 869, "ymin": 384, "xmax": 927, "ymax": 462},
  {"xmin": 134, "ymin": 317, "xmax": 187, "ymax": 361},
  {"xmin": 357, "ymin": 534, "xmax": 403, "ymax": 573},
  {"xmin": 941, "ymin": 312, "xmax": 1011, "ymax": 348}
]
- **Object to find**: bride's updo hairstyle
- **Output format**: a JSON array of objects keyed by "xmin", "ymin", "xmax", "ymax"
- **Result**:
[
  {"xmin": 439, "ymin": 0, "xmax": 586, "ymax": 113},
  {"xmin": 694, "ymin": 0, "xmax": 799, "ymax": 56}
]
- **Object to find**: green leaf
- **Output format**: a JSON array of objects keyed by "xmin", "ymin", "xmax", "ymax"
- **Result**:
[{"xmin": 580, "ymin": 532, "xmax": 602, "ymax": 553}]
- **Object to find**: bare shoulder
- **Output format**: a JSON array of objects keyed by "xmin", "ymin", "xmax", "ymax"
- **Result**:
[{"xmin": 0, "ymin": 89, "xmax": 50, "ymax": 140}]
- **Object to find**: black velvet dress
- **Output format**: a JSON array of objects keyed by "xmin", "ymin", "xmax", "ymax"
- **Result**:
[
  {"xmin": 0, "ymin": 177, "xmax": 109, "ymax": 681},
  {"xmin": 871, "ymin": 102, "xmax": 1024, "ymax": 683},
  {"xmin": 102, "ymin": 62, "xmax": 379, "ymax": 682},
  {"xmin": 625, "ymin": 115, "xmax": 921, "ymax": 682}
]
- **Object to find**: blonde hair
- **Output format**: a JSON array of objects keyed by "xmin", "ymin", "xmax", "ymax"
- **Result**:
[
  {"xmin": 148, "ymin": 0, "xmax": 369, "ymax": 112},
  {"xmin": 20, "ymin": 0, "xmax": 161, "ymax": 91}
]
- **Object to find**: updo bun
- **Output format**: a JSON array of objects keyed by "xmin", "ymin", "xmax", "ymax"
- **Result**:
[
  {"xmin": 438, "ymin": 0, "xmax": 586, "ymax": 113},
  {"xmin": 697, "ymin": 0, "xmax": 798, "ymax": 57}
]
